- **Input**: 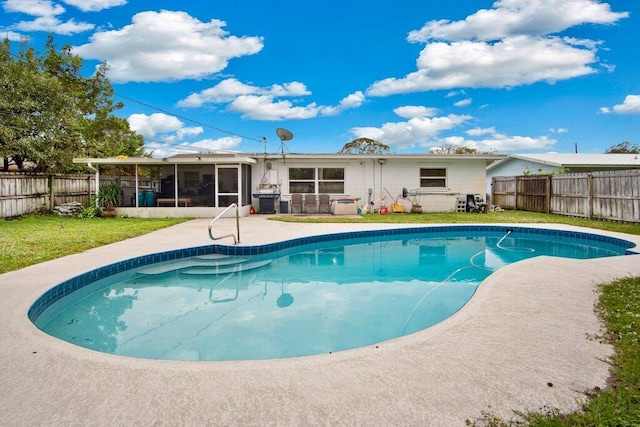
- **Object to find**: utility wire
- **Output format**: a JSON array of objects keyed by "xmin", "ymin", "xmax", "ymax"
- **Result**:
[{"xmin": 114, "ymin": 92, "xmax": 264, "ymax": 143}]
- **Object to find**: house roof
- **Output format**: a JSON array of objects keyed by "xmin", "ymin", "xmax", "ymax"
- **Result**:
[
  {"xmin": 75, "ymin": 152, "xmax": 506, "ymax": 167},
  {"xmin": 487, "ymin": 153, "xmax": 640, "ymax": 170},
  {"xmin": 257, "ymin": 152, "xmax": 505, "ymax": 161}
]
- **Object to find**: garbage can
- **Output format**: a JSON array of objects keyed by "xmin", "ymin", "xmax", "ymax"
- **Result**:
[
  {"xmin": 145, "ymin": 190, "xmax": 155, "ymax": 207},
  {"xmin": 138, "ymin": 191, "xmax": 146, "ymax": 207},
  {"xmin": 280, "ymin": 200, "xmax": 289, "ymax": 214}
]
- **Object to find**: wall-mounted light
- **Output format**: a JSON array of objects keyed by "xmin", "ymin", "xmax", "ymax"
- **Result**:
[{"xmin": 377, "ymin": 158, "xmax": 386, "ymax": 165}]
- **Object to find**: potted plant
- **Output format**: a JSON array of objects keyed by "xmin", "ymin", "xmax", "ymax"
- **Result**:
[
  {"xmin": 97, "ymin": 181, "xmax": 123, "ymax": 217},
  {"xmin": 408, "ymin": 194, "xmax": 422, "ymax": 214}
]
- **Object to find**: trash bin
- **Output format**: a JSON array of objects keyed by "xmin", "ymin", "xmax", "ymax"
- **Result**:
[
  {"xmin": 138, "ymin": 191, "xmax": 146, "ymax": 207},
  {"xmin": 145, "ymin": 190, "xmax": 155, "ymax": 207},
  {"xmin": 280, "ymin": 200, "xmax": 289, "ymax": 214}
]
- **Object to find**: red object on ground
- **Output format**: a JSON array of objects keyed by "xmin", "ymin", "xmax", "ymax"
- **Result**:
[
  {"xmin": 380, "ymin": 206, "xmax": 388, "ymax": 215},
  {"xmin": 250, "ymin": 206, "xmax": 257, "ymax": 214}
]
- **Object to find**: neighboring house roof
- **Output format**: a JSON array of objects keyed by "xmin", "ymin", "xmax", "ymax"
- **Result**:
[{"xmin": 487, "ymin": 153, "xmax": 640, "ymax": 170}]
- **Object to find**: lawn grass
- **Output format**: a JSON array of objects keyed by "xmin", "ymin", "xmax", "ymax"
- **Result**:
[
  {"xmin": 271, "ymin": 210, "xmax": 640, "ymax": 236},
  {"xmin": 0, "ymin": 215, "xmax": 190, "ymax": 274}
]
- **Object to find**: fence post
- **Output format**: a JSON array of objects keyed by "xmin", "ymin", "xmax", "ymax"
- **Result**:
[
  {"xmin": 514, "ymin": 176, "xmax": 519, "ymax": 210},
  {"xmin": 87, "ymin": 174, "xmax": 92, "ymax": 204},
  {"xmin": 545, "ymin": 175, "xmax": 551, "ymax": 213},
  {"xmin": 48, "ymin": 174, "xmax": 54, "ymax": 211},
  {"xmin": 491, "ymin": 177, "xmax": 495, "ymax": 206},
  {"xmin": 587, "ymin": 173, "xmax": 593, "ymax": 219}
]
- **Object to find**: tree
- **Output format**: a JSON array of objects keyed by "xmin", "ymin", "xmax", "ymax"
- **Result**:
[
  {"xmin": 0, "ymin": 36, "xmax": 145, "ymax": 173},
  {"xmin": 430, "ymin": 145, "xmax": 478, "ymax": 154},
  {"xmin": 338, "ymin": 137, "xmax": 389, "ymax": 154},
  {"xmin": 605, "ymin": 141, "xmax": 640, "ymax": 154}
]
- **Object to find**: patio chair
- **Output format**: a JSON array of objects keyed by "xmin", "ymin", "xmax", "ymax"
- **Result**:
[
  {"xmin": 318, "ymin": 194, "xmax": 331, "ymax": 213},
  {"xmin": 304, "ymin": 194, "xmax": 317, "ymax": 213},
  {"xmin": 291, "ymin": 193, "xmax": 303, "ymax": 213}
]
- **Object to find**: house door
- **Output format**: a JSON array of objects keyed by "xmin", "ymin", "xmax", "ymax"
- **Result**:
[{"xmin": 217, "ymin": 166, "xmax": 239, "ymax": 207}]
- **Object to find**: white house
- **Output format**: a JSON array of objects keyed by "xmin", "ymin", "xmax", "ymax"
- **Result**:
[
  {"xmin": 75, "ymin": 152, "xmax": 504, "ymax": 218},
  {"xmin": 486, "ymin": 153, "xmax": 640, "ymax": 195}
]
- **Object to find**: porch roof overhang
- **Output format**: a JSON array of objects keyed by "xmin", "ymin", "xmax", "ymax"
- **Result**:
[{"xmin": 73, "ymin": 154, "xmax": 257, "ymax": 166}]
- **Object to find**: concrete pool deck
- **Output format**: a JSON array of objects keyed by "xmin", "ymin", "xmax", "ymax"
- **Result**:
[{"xmin": 1, "ymin": 217, "xmax": 640, "ymax": 426}]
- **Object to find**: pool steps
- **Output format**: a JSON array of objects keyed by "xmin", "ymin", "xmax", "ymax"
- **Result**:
[
  {"xmin": 135, "ymin": 255, "xmax": 272, "ymax": 276},
  {"xmin": 181, "ymin": 259, "xmax": 273, "ymax": 276}
]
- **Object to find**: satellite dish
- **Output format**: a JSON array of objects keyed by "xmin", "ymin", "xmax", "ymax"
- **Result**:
[
  {"xmin": 276, "ymin": 128, "xmax": 293, "ymax": 141},
  {"xmin": 275, "ymin": 128, "xmax": 293, "ymax": 154}
]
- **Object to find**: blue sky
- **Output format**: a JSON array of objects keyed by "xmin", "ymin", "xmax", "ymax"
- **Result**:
[{"xmin": 1, "ymin": 0, "xmax": 639, "ymax": 157}]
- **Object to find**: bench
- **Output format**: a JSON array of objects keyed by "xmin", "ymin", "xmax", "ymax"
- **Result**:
[{"xmin": 156, "ymin": 198, "xmax": 192, "ymax": 207}]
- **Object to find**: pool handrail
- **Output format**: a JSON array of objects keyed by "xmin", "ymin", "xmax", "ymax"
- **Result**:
[{"xmin": 208, "ymin": 203, "xmax": 240, "ymax": 244}]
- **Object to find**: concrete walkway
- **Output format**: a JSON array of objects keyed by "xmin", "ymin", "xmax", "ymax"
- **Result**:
[{"xmin": 1, "ymin": 217, "xmax": 639, "ymax": 426}]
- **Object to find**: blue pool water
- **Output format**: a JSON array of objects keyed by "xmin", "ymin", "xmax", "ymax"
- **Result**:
[{"xmin": 31, "ymin": 226, "xmax": 635, "ymax": 361}]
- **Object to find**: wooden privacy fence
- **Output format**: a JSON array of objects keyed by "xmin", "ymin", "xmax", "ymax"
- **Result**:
[
  {"xmin": 0, "ymin": 173, "xmax": 98, "ymax": 218},
  {"xmin": 492, "ymin": 169, "xmax": 640, "ymax": 223}
]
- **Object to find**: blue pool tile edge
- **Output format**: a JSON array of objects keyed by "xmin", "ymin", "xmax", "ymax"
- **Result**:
[{"xmin": 28, "ymin": 225, "xmax": 637, "ymax": 323}]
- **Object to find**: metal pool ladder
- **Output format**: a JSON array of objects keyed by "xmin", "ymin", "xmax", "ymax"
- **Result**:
[{"xmin": 208, "ymin": 203, "xmax": 240, "ymax": 244}]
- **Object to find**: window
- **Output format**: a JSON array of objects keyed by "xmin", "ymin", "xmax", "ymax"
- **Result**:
[
  {"xmin": 289, "ymin": 168, "xmax": 315, "ymax": 193},
  {"xmin": 318, "ymin": 168, "xmax": 344, "ymax": 193},
  {"xmin": 289, "ymin": 167, "xmax": 345, "ymax": 194},
  {"xmin": 420, "ymin": 168, "xmax": 447, "ymax": 188}
]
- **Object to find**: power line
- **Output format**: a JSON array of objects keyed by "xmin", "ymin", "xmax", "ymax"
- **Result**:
[{"xmin": 114, "ymin": 92, "xmax": 264, "ymax": 143}]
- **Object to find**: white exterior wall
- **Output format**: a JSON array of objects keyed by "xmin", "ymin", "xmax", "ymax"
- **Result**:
[{"xmin": 253, "ymin": 157, "xmax": 488, "ymax": 213}]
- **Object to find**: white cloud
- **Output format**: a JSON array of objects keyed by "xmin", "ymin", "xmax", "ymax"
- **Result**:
[
  {"xmin": 129, "ymin": 112, "xmax": 239, "ymax": 157},
  {"xmin": 407, "ymin": 0, "xmax": 628, "ymax": 42},
  {"xmin": 350, "ymin": 114, "xmax": 472, "ymax": 148},
  {"xmin": 3, "ymin": 0, "xmax": 94, "ymax": 35},
  {"xmin": 176, "ymin": 78, "xmax": 310, "ymax": 108},
  {"xmin": 466, "ymin": 126, "xmax": 495, "ymax": 136},
  {"xmin": 3, "ymin": 0, "xmax": 65, "ymax": 17},
  {"xmin": 432, "ymin": 130, "xmax": 556, "ymax": 153},
  {"xmin": 367, "ymin": 36, "xmax": 597, "ymax": 95},
  {"xmin": 61, "ymin": 0, "xmax": 127, "ymax": 12},
  {"xmin": 445, "ymin": 90, "xmax": 464, "ymax": 98},
  {"xmin": 128, "ymin": 113, "xmax": 202, "ymax": 141},
  {"xmin": 228, "ymin": 95, "xmax": 320, "ymax": 121},
  {"xmin": 367, "ymin": 0, "xmax": 627, "ymax": 97},
  {"xmin": 73, "ymin": 10, "xmax": 264, "ymax": 83},
  {"xmin": 320, "ymin": 91, "xmax": 365, "ymax": 116},
  {"xmin": 454, "ymin": 98, "xmax": 472, "ymax": 107},
  {"xmin": 1, "ymin": 30, "xmax": 26, "ymax": 41},
  {"xmin": 178, "ymin": 78, "xmax": 364, "ymax": 121},
  {"xmin": 393, "ymin": 106, "xmax": 438, "ymax": 119},
  {"xmin": 177, "ymin": 79, "xmax": 261, "ymax": 107},
  {"xmin": 13, "ymin": 16, "xmax": 94, "ymax": 34},
  {"xmin": 599, "ymin": 107, "xmax": 611, "ymax": 114},
  {"xmin": 609, "ymin": 95, "xmax": 640, "ymax": 114},
  {"xmin": 145, "ymin": 136, "xmax": 242, "ymax": 158},
  {"xmin": 549, "ymin": 127, "xmax": 568, "ymax": 133}
]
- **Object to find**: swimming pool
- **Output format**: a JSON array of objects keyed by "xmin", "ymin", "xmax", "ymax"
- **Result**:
[{"xmin": 30, "ymin": 226, "xmax": 636, "ymax": 361}]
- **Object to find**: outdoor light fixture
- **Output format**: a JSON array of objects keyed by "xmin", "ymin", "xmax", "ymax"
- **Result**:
[{"xmin": 377, "ymin": 159, "xmax": 386, "ymax": 165}]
